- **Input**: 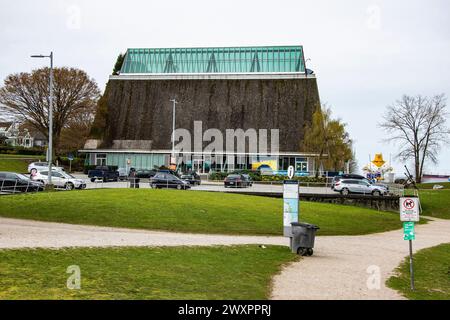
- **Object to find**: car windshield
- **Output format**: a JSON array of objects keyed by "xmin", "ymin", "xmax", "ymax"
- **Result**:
[
  {"xmin": 228, "ymin": 175, "xmax": 241, "ymax": 179},
  {"xmin": 17, "ymin": 174, "xmax": 31, "ymax": 180},
  {"xmin": 61, "ymin": 172, "xmax": 76, "ymax": 179}
]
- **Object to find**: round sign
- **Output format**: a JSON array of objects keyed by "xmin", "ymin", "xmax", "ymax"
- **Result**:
[
  {"xmin": 287, "ymin": 166, "xmax": 295, "ymax": 179},
  {"xmin": 403, "ymin": 198, "xmax": 415, "ymax": 210}
]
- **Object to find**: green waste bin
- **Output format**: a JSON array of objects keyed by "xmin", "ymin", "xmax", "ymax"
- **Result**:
[{"xmin": 290, "ymin": 222, "xmax": 319, "ymax": 256}]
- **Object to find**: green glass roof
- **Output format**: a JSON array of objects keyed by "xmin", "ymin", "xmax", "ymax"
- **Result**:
[{"xmin": 120, "ymin": 46, "xmax": 305, "ymax": 74}]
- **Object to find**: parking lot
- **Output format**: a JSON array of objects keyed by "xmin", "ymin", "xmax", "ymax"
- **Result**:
[{"xmin": 71, "ymin": 174, "xmax": 344, "ymax": 195}]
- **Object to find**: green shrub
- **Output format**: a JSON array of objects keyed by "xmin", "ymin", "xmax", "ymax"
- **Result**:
[{"xmin": 0, "ymin": 146, "xmax": 45, "ymax": 156}]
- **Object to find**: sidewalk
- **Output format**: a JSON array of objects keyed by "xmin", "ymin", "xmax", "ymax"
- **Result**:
[{"xmin": 270, "ymin": 218, "xmax": 450, "ymax": 300}]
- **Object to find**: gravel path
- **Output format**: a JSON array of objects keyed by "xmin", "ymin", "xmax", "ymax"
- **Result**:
[
  {"xmin": 1, "ymin": 217, "xmax": 449, "ymax": 300},
  {"xmin": 270, "ymin": 218, "xmax": 450, "ymax": 300},
  {"xmin": 0, "ymin": 217, "xmax": 286, "ymax": 249}
]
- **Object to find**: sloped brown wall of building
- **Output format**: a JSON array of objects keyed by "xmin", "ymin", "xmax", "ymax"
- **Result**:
[{"xmin": 100, "ymin": 78, "xmax": 320, "ymax": 152}]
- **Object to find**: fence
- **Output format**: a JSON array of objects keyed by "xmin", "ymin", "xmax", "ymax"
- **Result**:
[
  {"xmin": 0, "ymin": 179, "xmax": 43, "ymax": 195},
  {"xmin": 83, "ymin": 176, "xmax": 405, "ymax": 197}
]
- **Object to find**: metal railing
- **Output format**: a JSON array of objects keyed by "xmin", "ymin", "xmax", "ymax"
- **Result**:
[
  {"xmin": 0, "ymin": 179, "xmax": 42, "ymax": 195},
  {"xmin": 79, "ymin": 175, "xmax": 405, "ymax": 197}
]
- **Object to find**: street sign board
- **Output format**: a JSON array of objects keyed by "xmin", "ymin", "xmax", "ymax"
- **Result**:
[
  {"xmin": 283, "ymin": 180, "xmax": 299, "ymax": 237},
  {"xmin": 287, "ymin": 165, "xmax": 295, "ymax": 179},
  {"xmin": 400, "ymin": 197, "xmax": 420, "ymax": 222},
  {"xmin": 403, "ymin": 221, "xmax": 415, "ymax": 240},
  {"xmin": 67, "ymin": 153, "xmax": 74, "ymax": 161}
]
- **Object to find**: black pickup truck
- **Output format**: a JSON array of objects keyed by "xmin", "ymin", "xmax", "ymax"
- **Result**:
[{"xmin": 87, "ymin": 166, "xmax": 119, "ymax": 182}]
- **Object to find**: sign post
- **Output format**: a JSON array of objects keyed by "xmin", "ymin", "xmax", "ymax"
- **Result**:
[
  {"xmin": 283, "ymin": 166, "xmax": 299, "ymax": 237},
  {"xmin": 400, "ymin": 197, "xmax": 420, "ymax": 290},
  {"xmin": 67, "ymin": 153, "xmax": 74, "ymax": 173}
]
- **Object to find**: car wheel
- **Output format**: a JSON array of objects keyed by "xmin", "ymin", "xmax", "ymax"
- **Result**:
[
  {"xmin": 297, "ymin": 248, "xmax": 308, "ymax": 256},
  {"xmin": 177, "ymin": 184, "xmax": 182, "ymax": 190},
  {"xmin": 90, "ymin": 178, "xmax": 96, "ymax": 183},
  {"xmin": 340, "ymin": 188, "xmax": 349, "ymax": 196},
  {"xmin": 150, "ymin": 184, "xmax": 157, "ymax": 189},
  {"xmin": 372, "ymin": 190, "xmax": 381, "ymax": 196},
  {"xmin": 65, "ymin": 182, "xmax": 74, "ymax": 191}
]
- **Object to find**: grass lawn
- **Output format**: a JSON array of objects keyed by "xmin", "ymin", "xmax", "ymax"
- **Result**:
[
  {"xmin": 0, "ymin": 154, "xmax": 43, "ymax": 173},
  {"xmin": 386, "ymin": 243, "xmax": 450, "ymax": 300},
  {"xmin": 0, "ymin": 245, "xmax": 296, "ymax": 300},
  {"xmin": 418, "ymin": 190, "xmax": 450, "ymax": 219},
  {"xmin": 0, "ymin": 189, "xmax": 408, "ymax": 236},
  {"xmin": 417, "ymin": 182, "xmax": 450, "ymax": 189},
  {"xmin": 0, "ymin": 158, "xmax": 29, "ymax": 173}
]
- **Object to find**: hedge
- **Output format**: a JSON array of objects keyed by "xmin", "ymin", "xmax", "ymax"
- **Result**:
[{"xmin": 0, "ymin": 146, "xmax": 45, "ymax": 156}]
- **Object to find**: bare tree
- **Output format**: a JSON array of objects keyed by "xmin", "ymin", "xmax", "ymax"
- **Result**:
[
  {"xmin": 0, "ymin": 67, "xmax": 100, "ymax": 151},
  {"xmin": 380, "ymin": 94, "xmax": 449, "ymax": 182}
]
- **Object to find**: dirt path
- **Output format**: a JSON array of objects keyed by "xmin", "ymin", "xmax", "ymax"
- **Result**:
[
  {"xmin": 0, "ymin": 217, "xmax": 286, "ymax": 249},
  {"xmin": 270, "ymin": 218, "xmax": 450, "ymax": 300},
  {"xmin": 1, "ymin": 217, "xmax": 449, "ymax": 300}
]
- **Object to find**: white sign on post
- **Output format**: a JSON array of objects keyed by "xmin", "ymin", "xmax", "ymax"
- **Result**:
[
  {"xmin": 287, "ymin": 165, "xmax": 295, "ymax": 179},
  {"xmin": 400, "ymin": 197, "xmax": 420, "ymax": 222},
  {"xmin": 283, "ymin": 178, "xmax": 299, "ymax": 237}
]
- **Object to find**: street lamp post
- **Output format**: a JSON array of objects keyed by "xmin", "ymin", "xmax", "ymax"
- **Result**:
[
  {"xmin": 169, "ymin": 99, "xmax": 178, "ymax": 163},
  {"xmin": 31, "ymin": 52, "xmax": 53, "ymax": 186}
]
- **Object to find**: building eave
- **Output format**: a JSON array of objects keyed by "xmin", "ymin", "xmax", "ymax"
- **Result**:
[
  {"xmin": 109, "ymin": 72, "xmax": 315, "ymax": 81},
  {"xmin": 78, "ymin": 149, "xmax": 325, "ymax": 157}
]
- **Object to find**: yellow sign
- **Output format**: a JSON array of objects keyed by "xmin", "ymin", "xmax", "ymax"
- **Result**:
[
  {"xmin": 251, "ymin": 160, "xmax": 278, "ymax": 171},
  {"xmin": 371, "ymin": 153, "xmax": 386, "ymax": 168}
]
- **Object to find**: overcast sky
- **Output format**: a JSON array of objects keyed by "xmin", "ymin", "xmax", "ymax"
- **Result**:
[{"xmin": 1, "ymin": 0, "xmax": 449, "ymax": 175}]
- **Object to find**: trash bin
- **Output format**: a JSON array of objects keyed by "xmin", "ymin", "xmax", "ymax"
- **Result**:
[{"xmin": 290, "ymin": 222, "xmax": 320, "ymax": 256}]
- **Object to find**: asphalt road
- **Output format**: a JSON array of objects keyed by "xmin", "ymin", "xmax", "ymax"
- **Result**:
[{"xmin": 73, "ymin": 174, "xmax": 333, "ymax": 195}]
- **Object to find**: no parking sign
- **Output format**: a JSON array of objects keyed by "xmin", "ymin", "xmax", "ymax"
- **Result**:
[{"xmin": 400, "ymin": 197, "xmax": 420, "ymax": 222}]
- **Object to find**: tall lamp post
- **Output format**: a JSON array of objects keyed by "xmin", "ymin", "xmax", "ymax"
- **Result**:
[
  {"xmin": 31, "ymin": 52, "xmax": 53, "ymax": 185},
  {"xmin": 169, "ymin": 99, "xmax": 178, "ymax": 165}
]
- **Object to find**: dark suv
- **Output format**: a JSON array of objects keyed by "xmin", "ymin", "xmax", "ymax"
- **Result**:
[
  {"xmin": 224, "ymin": 174, "xmax": 251, "ymax": 188},
  {"xmin": 181, "ymin": 172, "xmax": 201, "ymax": 186},
  {"xmin": 150, "ymin": 172, "xmax": 190, "ymax": 190},
  {"xmin": 136, "ymin": 169, "xmax": 157, "ymax": 179}
]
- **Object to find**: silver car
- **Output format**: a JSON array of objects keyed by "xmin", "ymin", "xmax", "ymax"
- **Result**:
[
  {"xmin": 32, "ymin": 170, "xmax": 86, "ymax": 190},
  {"xmin": 333, "ymin": 179, "xmax": 388, "ymax": 196},
  {"xmin": 28, "ymin": 162, "xmax": 64, "ymax": 173}
]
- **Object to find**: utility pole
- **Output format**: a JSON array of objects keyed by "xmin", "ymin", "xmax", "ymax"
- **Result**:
[
  {"xmin": 169, "ymin": 99, "xmax": 178, "ymax": 164},
  {"xmin": 31, "ymin": 52, "xmax": 53, "ymax": 186}
]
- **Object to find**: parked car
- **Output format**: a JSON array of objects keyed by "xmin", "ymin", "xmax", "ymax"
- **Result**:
[
  {"xmin": 28, "ymin": 162, "xmax": 64, "ymax": 173},
  {"xmin": 224, "ymin": 174, "xmax": 251, "ymax": 188},
  {"xmin": 0, "ymin": 171, "xmax": 44, "ymax": 193},
  {"xmin": 331, "ymin": 174, "xmax": 389, "ymax": 192},
  {"xmin": 157, "ymin": 169, "xmax": 181, "ymax": 178},
  {"xmin": 33, "ymin": 170, "xmax": 86, "ymax": 190},
  {"xmin": 150, "ymin": 172, "xmax": 190, "ymax": 190},
  {"xmin": 333, "ymin": 179, "xmax": 388, "ymax": 196},
  {"xmin": 241, "ymin": 174, "xmax": 253, "ymax": 186},
  {"xmin": 136, "ymin": 169, "xmax": 157, "ymax": 179},
  {"xmin": 118, "ymin": 167, "xmax": 128, "ymax": 181},
  {"xmin": 181, "ymin": 172, "xmax": 201, "ymax": 186},
  {"xmin": 87, "ymin": 166, "xmax": 119, "ymax": 182}
]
